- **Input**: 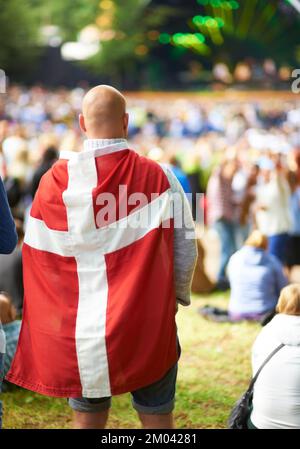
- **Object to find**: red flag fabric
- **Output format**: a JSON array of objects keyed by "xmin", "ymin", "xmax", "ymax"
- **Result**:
[{"xmin": 7, "ymin": 142, "xmax": 178, "ymax": 398}]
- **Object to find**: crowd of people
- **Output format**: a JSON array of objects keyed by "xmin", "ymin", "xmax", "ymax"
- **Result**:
[
  {"xmin": 0, "ymin": 84, "xmax": 300, "ymax": 429},
  {"xmin": 1, "ymin": 86, "xmax": 300, "ymax": 301}
]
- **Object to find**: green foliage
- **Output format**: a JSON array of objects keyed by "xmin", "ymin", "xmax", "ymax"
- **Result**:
[
  {"xmin": 28, "ymin": 0, "xmax": 100, "ymax": 41},
  {"xmin": 1, "ymin": 0, "xmax": 299, "ymax": 84},
  {"xmin": 0, "ymin": 0, "xmax": 40, "ymax": 74},
  {"xmin": 23, "ymin": 0, "xmax": 175, "ymax": 81},
  {"xmin": 86, "ymin": 1, "xmax": 175, "ymax": 78},
  {"xmin": 188, "ymin": 0, "xmax": 300, "ymax": 65}
]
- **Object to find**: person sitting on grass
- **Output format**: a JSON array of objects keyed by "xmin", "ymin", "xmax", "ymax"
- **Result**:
[
  {"xmin": 198, "ymin": 230, "xmax": 288, "ymax": 324},
  {"xmin": 0, "ymin": 219, "xmax": 24, "ymax": 314},
  {"xmin": 227, "ymin": 230, "xmax": 288, "ymax": 322},
  {"xmin": 0, "ymin": 292, "xmax": 21, "ymax": 379},
  {"xmin": 248, "ymin": 283, "xmax": 300, "ymax": 429},
  {"xmin": 0, "ymin": 174, "xmax": 18, "ymax": 429}
]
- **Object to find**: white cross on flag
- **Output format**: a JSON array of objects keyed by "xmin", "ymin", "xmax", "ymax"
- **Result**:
[{"xmin": 7, "ymin": 141, "xmax": 178, "ymax": 398}]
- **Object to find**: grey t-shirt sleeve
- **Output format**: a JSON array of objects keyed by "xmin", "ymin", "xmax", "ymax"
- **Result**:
[
  {"xmin": 0, "ymin": 326, "xmax": 6, "ymax": 354},
  {"xmin": 161, "ymin": 165, "xmax": 198, "ymax": 307}
]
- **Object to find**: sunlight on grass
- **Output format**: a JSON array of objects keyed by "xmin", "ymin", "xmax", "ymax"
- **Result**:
[{"xmin": 2, "ymin": 292, "xmax": 261, "ymax": 429}]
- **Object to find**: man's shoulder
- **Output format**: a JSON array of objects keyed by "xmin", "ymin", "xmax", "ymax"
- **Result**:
[
  {"xmin": 37, "ymin": 158, "xmax": 68, "ymax": 189},
  {"xmin": 135, "ymin": 151, "xmax": 165, "ymax": 172},
  {"xmin": 132, "ymin": 151, "xmax": 171, "ymax": 183}
]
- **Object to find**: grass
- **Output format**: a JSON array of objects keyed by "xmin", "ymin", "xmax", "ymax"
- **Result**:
[{"xmin": 2, "ymin": 292, "xmax": 261, "ymax": 429}]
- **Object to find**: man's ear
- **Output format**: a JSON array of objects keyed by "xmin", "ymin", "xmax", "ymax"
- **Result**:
[
  {"xmin": 124, "ymin": 112, "xmax": 129, "ymax": 135},
  {"xmin": 79, "ymin": 114, "xmax": 87, "ymax": 133}
]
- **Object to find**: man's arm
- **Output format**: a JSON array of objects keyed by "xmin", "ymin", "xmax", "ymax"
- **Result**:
[{"xmin": 161, "ymin": 165, "xmax": 198, "ymax": 307}]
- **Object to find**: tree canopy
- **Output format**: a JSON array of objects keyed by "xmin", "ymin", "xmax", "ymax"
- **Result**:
[
  {"xmin": 0, "ymin": 0, "xmax": 40, "ymax": 75},
  {"xmin": 1, "ymin": 0, "xmax": 299, "ymax": 87}
]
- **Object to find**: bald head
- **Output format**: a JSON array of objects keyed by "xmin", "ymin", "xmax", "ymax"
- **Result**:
[{"xmin": 79, "ymin": 85, "xmax": 129, "ymax": 139}]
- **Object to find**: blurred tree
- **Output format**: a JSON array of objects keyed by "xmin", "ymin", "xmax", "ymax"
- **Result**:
[
  {"xmin": 2, "ymin": 0, "xmax": 299, "ymax": 89},
  {"xmin": 85, "ymin": 0, "xmax": 175, "ymax": 85},
  {"xmin": 0, "ymin": 0, "xmax": 40, "ymax": 75},
  {"xmin": 167, "ymin": 0, "xmax": 300, "ymax": 67},
  {"xmin": 24, "ymin": 0, "xmax": 174, "ymax": 86},
  {"xmin": 28, "ymin": 0, "xmax": 100, "ymax": 41}
]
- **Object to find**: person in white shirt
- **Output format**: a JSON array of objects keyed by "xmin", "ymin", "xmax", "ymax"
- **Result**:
[
  {"xmin": 249, "ymin": 283, "xmax": 300, "ymax": 429},
  {"xmin": 255, "ymin": 157, "xmax": 291, "ymax": 264}
]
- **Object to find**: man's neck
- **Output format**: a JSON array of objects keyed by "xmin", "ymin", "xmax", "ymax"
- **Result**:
[{"xmin": 83, "ymin": 138, "xmax": 128, "ymax": 152}]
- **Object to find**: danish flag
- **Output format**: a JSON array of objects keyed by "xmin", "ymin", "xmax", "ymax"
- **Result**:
[{"xmin": 7, "ymin": 141, "xmax": 178, "ymax": 398}]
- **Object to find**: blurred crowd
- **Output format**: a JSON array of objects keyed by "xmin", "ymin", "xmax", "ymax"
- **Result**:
[
  {"xmin": 2, "ymin": 84, "xmax": 300, "ymax": 430},
  {"xmin": 1, "ymin": 85, "xmax": 300, "ymax": 307}
]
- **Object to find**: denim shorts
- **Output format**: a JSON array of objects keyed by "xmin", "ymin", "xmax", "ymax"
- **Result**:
[
  {"xmin": 68, "ymin": 363, "xmax": 178, "ymax": 415},
  {"xmin": 0, "ymin": 352, "xmax": 4, "ymax": 429}
]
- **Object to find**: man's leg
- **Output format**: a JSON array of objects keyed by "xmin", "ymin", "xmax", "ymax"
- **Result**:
[
  {"xmin": 214, "ymin": 219, "xmax": 234, "ymax": 285},
  {"xmin": 269, "ymin": 233, "xmax": 289, "ymax": 265},
  {"xmin": 72, "ymin": 410, "xmax": 109, "ymax": 429},
  {"xmin": 132, "ymin": 364, "xmax": 178, "ymax": 429},
  {"xmin": 0, "ymin": 353, "xmax": 3, "ymax": 429},
  {"xmin": 68, "ymin": 396, "xmax": 111, "ymax": 429},
  {"xmin": 138, "ymin": 412, "xmax": 174, "ymax": 429}
]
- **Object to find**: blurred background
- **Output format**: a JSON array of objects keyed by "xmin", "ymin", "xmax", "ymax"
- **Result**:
[
  {"xmin": 1, "ymin": 0, "xmax": 300, "ymax": 89},
  {"xmin": 1, "ymin": 0, "xmax": 300, "ymax": 429},
  {"xmin": 0, "ymin": 0, "xmax": 300, "ymax": 287}
]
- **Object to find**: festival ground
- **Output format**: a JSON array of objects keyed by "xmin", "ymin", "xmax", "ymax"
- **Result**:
[{"xmin": 2, "ymin": 289, "xmax": 259, "ymax": 429}]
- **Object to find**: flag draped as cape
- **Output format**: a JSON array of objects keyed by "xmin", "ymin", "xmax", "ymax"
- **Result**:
[{"xmin": 7, "ymin": 143, "xmax": 178, "ymax": 398}]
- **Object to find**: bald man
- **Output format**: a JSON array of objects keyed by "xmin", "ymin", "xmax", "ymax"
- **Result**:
[
  {"xmin": 7, "ymin": 85, "xmax": 197, "ymax": 429},
  {"xmin": 79, "ymin": 85, "xmax": 129, "ymax": 139}
]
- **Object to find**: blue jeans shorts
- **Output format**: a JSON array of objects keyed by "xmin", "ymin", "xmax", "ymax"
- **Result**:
[
  {"xmin": 0, "ymin": 352, "xmax": 4, "ymax": 429},
  {"xmin": 68, "ymin": 363, "xmax": 178, "ymax": 415}
]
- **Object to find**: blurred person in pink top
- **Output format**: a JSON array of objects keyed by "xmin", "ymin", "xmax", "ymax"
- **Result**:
[{"xmin": 206, "ymin": 157, "xmax": 239, "ymax": 290}]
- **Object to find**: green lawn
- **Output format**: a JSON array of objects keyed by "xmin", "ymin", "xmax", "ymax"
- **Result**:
[{"xmin": 2, "ymin": 292, "xmax": 261, "ymax": 429}]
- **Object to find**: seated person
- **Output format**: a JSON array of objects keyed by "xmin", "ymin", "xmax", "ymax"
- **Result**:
[
  {"xmin": 0, "ymin": 292, "xmax": 21, "ymax": 378},
  {"xmin": 248, "ymin": 283, "xmax": 300, "ymax": 428},
  {"xmin": 227, "ymin": 230, "xmax": 288, "ymax": 321},
  {"xmin": 0, "ymin": 322, "xmax": 4, "ymax": 428},
  {"xmin": 199, "ymin": 230, "xmax": 288, "ymax": 323},
  {"xmin": 0, "ymin": 220, "xmax": 24, "ymax": 314}
]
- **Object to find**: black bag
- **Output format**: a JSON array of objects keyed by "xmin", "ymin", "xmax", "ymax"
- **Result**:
[{"xmin": 228, "ymin": 343, "xmax": 284, "ymax": 429}]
